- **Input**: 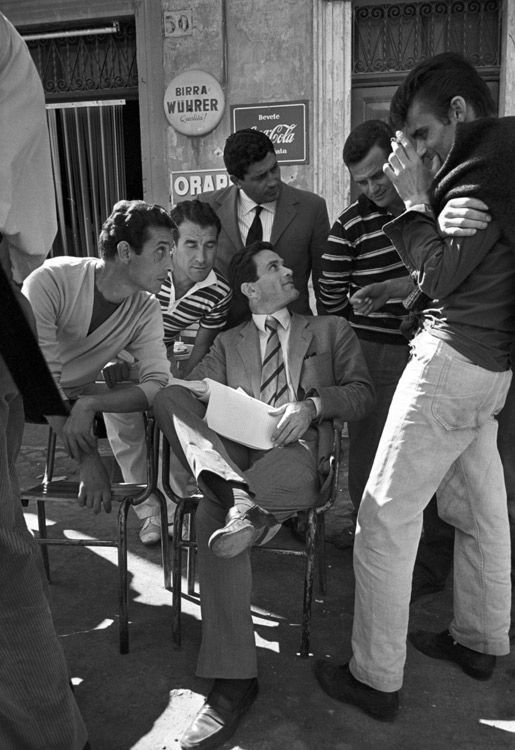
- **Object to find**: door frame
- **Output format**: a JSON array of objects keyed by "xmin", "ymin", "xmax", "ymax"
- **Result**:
[{"xmin": 2, "ymin": 0, "xmax": 168, "ymax": 208}]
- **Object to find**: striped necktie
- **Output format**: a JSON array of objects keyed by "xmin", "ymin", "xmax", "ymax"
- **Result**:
[
  {"xmin": 246, "ymin": 205, "xmax": 263, "ymax": 246},
  {"xmin": 260, "ymin": 316, "xmax": 289, "ymax": 407}
]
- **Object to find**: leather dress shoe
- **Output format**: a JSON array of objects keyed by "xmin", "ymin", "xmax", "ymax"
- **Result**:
[
  {"xmin": 408, "ymin": 629, "xmax": 496, "ymax": 680},
  {"xmin": 208, "ymin": 505, "xmax": 281, "ymax": 558},
  {"xmin": 314, "ymin": 660, "xmax": 399, "ymax": 722},
  {"xmin": 180, "ymin": 678, "xmax": 258, "ymax": 749}
]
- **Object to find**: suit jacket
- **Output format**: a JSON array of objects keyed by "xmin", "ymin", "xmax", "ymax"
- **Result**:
[
  {"xmin": 188, "ymin": 313, "xmax": 375, "ymax": 466},
  {"xmin": 202, "ymin": 182, "xmax": 330, "ymax": 319}
]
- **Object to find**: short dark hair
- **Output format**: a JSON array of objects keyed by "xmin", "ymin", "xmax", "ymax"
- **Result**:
[
  {"xmin": 223, "ymin": 129, "xmax": 275, "ymax": 179},
  {"xmin": 390, "ymin": 52, "xmax": 496, "ymax": 130},
  {"xmin": 99, "ymin": 200, "xmax": 175, "ymax": 259},
  {"xmin": 170, "ymin": 199, "xmax": 221, "ymax": 244},
  {"xmin": 228, "ymin": 240, "xmax": 273, "ymax": 313},
  {"xmin": 343, "ymin": 119, "xmax": 394, "ymax": 167}
]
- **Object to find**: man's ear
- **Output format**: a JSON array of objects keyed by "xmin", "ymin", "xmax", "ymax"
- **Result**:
[
  {"xmin": 448, "ymin": 96, "xmax": 468, "ymax": 122},
  {"xmin": 229, "ymin": 174, "xmax": 241, "ymax": 188},
  {"xmin": 241, "ymin": 281, "xmax": 254, "ymax": 300},
  {"xmin": 116, "ymin": 240, "xmax": 131, "ymax": 263}
]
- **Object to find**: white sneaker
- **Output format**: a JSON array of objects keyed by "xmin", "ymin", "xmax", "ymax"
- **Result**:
[
  {"xmin": 139, "ymin": 516, "xmax": 174, "ymax": 545},
  {"xmin": 139, "ymin": 517, "xmax": 162, "ymax": 546}
]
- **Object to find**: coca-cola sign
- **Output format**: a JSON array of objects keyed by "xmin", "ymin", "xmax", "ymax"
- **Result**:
[{"xmin": 231, "ymin": 101, "xmax": 308, "ymax": 164}]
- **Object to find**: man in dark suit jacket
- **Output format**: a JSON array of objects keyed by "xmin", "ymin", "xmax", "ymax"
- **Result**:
[
  {"xmin": 154, "ymin": 241, "xmax": 374, "ymax": 750},
  {"xmin": 201, "ymin": 128, "xmax": 330, "ymax": 324}
]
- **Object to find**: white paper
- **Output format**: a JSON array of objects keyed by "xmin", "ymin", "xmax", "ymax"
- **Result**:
[
  {"xmin": 204, "ymin": 378, "xmax": 281, "ymax": 449},
  {"xmin": 479, "ymin": 719, "xmax": 515, "ymax": 734}
]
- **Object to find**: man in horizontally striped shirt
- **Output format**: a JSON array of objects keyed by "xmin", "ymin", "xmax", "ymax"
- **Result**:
[
  {"xmin": 319, "ymin": 120, "xmax": 412, "ymax": 516},
  {"xmin": 156, "ymin": 200, "xmax": 232, "ymax": 376}
]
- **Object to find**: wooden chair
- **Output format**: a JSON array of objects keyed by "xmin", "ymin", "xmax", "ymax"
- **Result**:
[
  {"xmin": 20, "ymin": 412, "xmax": 171, "ymax": 654},
  {"xmin": 160, "ymin": 422, "xmax": 343, "ymax": 658}
]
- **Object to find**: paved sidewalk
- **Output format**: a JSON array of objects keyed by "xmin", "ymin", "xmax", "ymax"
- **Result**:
[{"xmin": 16, "ymin": 423, "xmax": 515, "ymax": 750}]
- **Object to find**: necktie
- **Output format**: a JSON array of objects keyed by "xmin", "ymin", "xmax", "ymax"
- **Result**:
[
  {"xmin": 260, "ymin": 316, "xmax": 289, "ymax": 407},
  {"xmin": 246, "ymin": 205, "xmax": 263, "ymax": 246}
]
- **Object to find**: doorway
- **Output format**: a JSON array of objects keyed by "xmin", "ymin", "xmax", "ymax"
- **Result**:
[{"xmin": 26, "ymin": 18, "xmax": 142, "ymax": 257}]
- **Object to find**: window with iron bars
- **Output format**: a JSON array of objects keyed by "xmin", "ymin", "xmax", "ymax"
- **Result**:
[{"xmin": 353, "ymin": 0, "xmax": 501, "ymax": 76}]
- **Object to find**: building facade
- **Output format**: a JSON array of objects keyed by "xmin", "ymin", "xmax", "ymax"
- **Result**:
[{"xmin": 3, "ymin": 0, "xmax": 514, "ymax": 250}]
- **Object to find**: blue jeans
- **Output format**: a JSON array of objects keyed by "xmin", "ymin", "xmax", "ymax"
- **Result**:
[{"xmin": 350, "ymin": 330, "xmax": 512, "ymax": 691}]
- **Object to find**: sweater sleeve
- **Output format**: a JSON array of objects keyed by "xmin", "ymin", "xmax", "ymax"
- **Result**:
[
  {"xmin": 124, "ymin": 296, "xmax": 170, "ymax": 405},
  {"xmin": 384, "ymin": 210, "xmax": 501, "ymax": 300},
  {"xmin": 21, "ymin": 264, "xmax": 67, "ymax": 399}
]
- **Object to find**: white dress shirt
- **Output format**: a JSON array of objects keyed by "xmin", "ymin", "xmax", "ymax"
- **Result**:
[
  {"xmin": 251, "ymin": 308, "xmax": 320, "ymax": 415},
  {"xmin": 237, "ymin": 190, "xmax": 276, "ymax": 245}
]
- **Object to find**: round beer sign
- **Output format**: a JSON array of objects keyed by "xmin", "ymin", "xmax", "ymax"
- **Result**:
[{"xmin": 164, "ymin": 70, "xmax": 225, "ymax": 136}]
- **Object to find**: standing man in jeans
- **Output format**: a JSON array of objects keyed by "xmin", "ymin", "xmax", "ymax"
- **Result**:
[
  {"xmin": 319, "ymin": 119, "xmax": 489, "ymax": 575},
  {"xmin": 316, "ymin": 52, "xmax": 515, "ymax": 720}
]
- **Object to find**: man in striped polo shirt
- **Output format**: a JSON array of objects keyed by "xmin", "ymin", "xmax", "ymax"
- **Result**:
[
  {"xmin": 319, "ymin": 120, "xmax": 413, "ymax": 518},
  {"xmin": 103, "ymin": 200, "xmax": 232, "ymax": 545}
]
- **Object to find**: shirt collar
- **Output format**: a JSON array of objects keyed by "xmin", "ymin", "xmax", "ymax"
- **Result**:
[
  {"xmin": 168, "ymin": 269, "xmax": 217, "ymax": 303},
  {"xmin": 239, "ymin": 189, "xmax": 277, "ymax": 215},
  {"xmin": 252, "ymin": 307, "xmax": 291, "ymax": 333}
]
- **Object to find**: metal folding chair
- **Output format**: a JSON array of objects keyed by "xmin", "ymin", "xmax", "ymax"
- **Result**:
[
  {"xmin": 20, "ymin": 412, "xmax": 172, "ymax": 654},
  {"xmin": 161, "ymin": 422, "xmax": 343, "ymax": 658}
]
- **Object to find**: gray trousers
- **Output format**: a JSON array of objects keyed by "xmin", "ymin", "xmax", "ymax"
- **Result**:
[
  {"xmin": 0, "ymin": 356, "xmax": 88, "ymax": 750},
  {"xmin": 154, "ymin": 384, "xmax": 320, "ymax": 677}
]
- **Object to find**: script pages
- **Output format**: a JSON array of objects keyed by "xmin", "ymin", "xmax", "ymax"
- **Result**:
[{"xmin": 167, "ymin": 377, "xmax": 281, "ymax": 449}]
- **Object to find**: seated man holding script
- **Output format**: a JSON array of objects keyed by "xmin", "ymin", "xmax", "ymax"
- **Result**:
[{"xmin": 153, "ymin": 240, "xmax": 374, "ymax": 750}]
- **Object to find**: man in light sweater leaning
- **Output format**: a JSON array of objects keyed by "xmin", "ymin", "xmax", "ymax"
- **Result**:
[{"xmin": 22, "ymin": 199, "xmax": 174, "ymax": 512}]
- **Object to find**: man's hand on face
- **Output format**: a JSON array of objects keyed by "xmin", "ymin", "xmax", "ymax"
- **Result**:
[
  {"xmin": 383, "ymin": 131, "xmax": 434, "ymax": 208},
  {"xmin": 78, "ymin": 453, "xmax": 112, "ymax": 514},
  {"xmin": 270, "ymin": 400, "xmax": 315, "ymax": 447},
  {"xmin": 438, "ymin": 197, "xmax": 491, "ymax": 237}
]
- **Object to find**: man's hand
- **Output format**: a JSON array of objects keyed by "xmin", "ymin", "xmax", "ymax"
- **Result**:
[
  {"xmin": 61, "ymin": 399, "xmax": 97, "ymax": 460},
  {"xmin": 383, "ymin": 131, "xmax": 434, "ymax": 207},
  {"xmin": 102, "ymin": 360, "xmax": 132, "ymax": 388},
  {"xmin": 350, "ymin": 277, "xmax": 415, "ymax": 315},
  {"xmin": 271, "ymin": 400, "xmax": 315, "ymax": 447},
  {"xmin": 438, "ymin": 197, "xmax": 491, "ymax": 237},
  {"xmin": 78, "ymin": 453, "xmax": 112, "ymax": 514},
  {"xmin": 350, "ymin": 282, "xmax": 390, "ymax": 315}
]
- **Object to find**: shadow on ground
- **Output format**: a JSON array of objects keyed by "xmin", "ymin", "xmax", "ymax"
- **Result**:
[{"xmin": 17, "ymin": 424, "xmax": 515, "ymax": 750}]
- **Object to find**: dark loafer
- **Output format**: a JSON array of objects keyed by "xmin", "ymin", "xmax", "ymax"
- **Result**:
[
  {"xmin": 408, "ymin": 629, "xmax": 496, "ymax": 680},
  {"xmin": 314, "ymin": 660, "xmax": 399, "ymax": 722},
  {"xmin": 180, "ymin": 678, "xmax": 258, "ymax": 749},
  {"xmin": 208, "ymin": 505, "xmax": 280, "ymax": 558}
]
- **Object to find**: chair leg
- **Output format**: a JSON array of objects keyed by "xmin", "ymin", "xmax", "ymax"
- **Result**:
[
  {"xmin": 186, "ymin": 509, "xmax": 197, "ymax": 596},
  {"xmin": 156, "ymin": 489, "xmax": 172, "ymax": 592},
  {"xmin": 317, "ymin": 514, "xmax": 327, "ymax": 595},
  {"xmin": 172, "ymin": 500, "xmax": 186, "ymax": 649},
  {"xmin": 36, "ymin": 500, "xmax": 51, "ymax": 582},
  {"xmin": 118, "ymin": 499, "xmax": 130, "ymax": 655},
  {"xmin": 300, "ymin": 508, "xmax": 317, "ymax": 658}
]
